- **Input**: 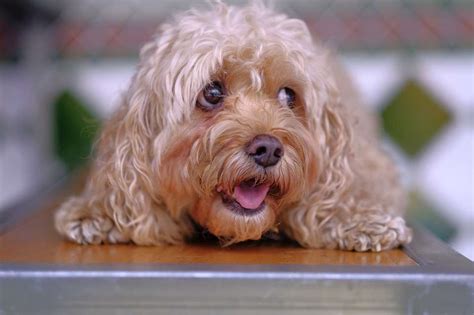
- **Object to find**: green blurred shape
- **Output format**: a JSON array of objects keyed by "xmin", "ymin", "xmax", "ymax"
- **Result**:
[
  {"xmin": 53, "ymin": 90, "xmax": 100, "ymax": 170},
  {"xmin": 406, "ymin": 190, "xmax": 457, "ymax": 242},
  {"xmin": 381, "ymin": 80, "xmax": 451, "ymax": 157}
]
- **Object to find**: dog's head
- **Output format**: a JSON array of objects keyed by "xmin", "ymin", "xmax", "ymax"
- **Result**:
[{"xmin": 118, "ymin": 3, "xmax": 350, "ymax": 244}]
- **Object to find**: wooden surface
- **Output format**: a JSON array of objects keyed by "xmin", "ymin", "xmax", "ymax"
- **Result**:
[{"xmin": 0, "ymin": 176, "xmax": 416, "ymax": 266}]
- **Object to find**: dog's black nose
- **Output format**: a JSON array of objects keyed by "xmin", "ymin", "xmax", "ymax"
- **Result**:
[{"xmin": 246, "ymin": 134, "xmax": 283, "ymax": 167}]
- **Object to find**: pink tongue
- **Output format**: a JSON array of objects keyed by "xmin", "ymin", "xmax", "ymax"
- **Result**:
[{"xmin": 234, "ymin": 183, "xmax": 270, "ymax": 210}]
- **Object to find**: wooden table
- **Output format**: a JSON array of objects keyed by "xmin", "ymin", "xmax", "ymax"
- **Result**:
[
  {"xmin": 0, "ymin": 194, "xmax": 415, "ymax": 266},
  {"xmin": 0, "ymin": 173, "xmax": 473, "ymax": 314}
]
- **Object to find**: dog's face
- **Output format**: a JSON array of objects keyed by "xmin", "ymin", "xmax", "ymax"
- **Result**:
[
  {"xmin": 185, "ymin": 53, "xmax": 319, "ymax": 244},
  {"xmin": 130, "ymin": 5, "xmax": 341, "ymax": 244}
]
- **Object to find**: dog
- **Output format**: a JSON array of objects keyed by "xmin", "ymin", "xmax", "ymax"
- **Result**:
[{"xmin": 55, "ymin": 2, "xmax": 412, "ymax": 251}]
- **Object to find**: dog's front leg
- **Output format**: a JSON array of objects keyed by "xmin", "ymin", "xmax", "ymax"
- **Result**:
[
  {"xmin": 55, "ymin": 195, "xmax": 130, "ymax": 245},
  {"xmin": 281, "ymin": 202, "xmax": 412, "ymax": 252},
  {"xmin": 55, "ymin": 192, "xmax": 193, "ymax": 246}
]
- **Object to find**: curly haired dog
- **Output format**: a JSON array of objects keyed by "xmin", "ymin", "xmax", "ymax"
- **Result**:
[{"xmin": 55, "ymin": 2, "xmax": 412, "ymax": 251}]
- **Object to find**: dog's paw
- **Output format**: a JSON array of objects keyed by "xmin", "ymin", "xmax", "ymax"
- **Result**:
[
  {"xmin": 55, "ymin": 197, "xmax": 130, "ymax": 245},
  {"xmin": 63, "ymin": 216, "xmax": 131, "ymax": 245},
  {"xmin": 336, "ymin": 214, "xmax": 412, "ymax": 252},
  {"xmin": 64, "ymin": 216, "xmax": 113, "ymax": 245}
]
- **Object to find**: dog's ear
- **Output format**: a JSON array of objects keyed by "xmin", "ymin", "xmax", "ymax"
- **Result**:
[
  {"xmin": 305, "ymin": 52, "xmax": 354, "ymax": 205},
  {"xmin": 84, "ymin": 36, "xmax": 174, "ymax": 235},
  {"xmin": 55, "ymin": 27, "xmax": 196, "ymax": 245}
]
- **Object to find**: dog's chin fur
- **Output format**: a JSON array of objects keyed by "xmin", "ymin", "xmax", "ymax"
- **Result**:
[
  {"xmin": 190, "ymin": 197, "xmax": 276, "ymax": 245},
  {"xmin": 54, "ymin": 2, "xmax": 413, "ymax": 251}
]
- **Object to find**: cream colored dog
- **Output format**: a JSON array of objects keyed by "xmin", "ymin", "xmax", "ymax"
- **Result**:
[{"xmin": 55, "ymin": 2, "xmax": 412, "ymax": 251}]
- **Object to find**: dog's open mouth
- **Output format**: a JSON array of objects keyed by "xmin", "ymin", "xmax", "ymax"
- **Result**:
[{"xmin": 218, "ymin": 179, "xmax": 275, "ymax": 216}]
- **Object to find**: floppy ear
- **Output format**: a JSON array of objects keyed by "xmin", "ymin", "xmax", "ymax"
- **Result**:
[
  {"xmin": 304, "ymin": 50, "xmax": 354, "ymax": 209},
  {"xmin": 87, "ymin": 38, "xmax": 162, "ymax": 213},
  {"xmin": 55, "ymin": 34, "xmax": 194, "ymax": 245}
]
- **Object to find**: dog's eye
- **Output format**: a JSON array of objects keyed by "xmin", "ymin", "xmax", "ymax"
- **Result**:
[
  {"xmin": 197, "ymin": 81, "xmax": 225, "ymax": 111},
  {"xmin": 277, "ymin": 87, "xmax": 296, "ymax": 108}
]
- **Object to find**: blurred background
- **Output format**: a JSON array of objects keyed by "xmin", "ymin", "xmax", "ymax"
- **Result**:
[{"xmin": 0, "ymin": 0, "xmax": 472, "ymax": 259}]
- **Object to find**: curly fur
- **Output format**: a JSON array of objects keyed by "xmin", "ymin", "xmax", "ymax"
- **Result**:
[{"xmin": 55, "ymin": 2, "xmax": 412, "ymax": 251}]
